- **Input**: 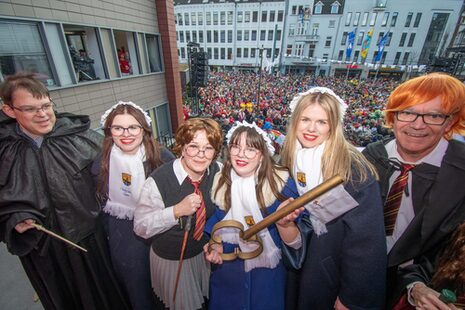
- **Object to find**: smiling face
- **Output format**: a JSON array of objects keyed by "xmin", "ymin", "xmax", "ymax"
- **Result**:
[
  {"xmin": 111, "ymin": 113, "xmax": 143, "ymax": 154},
  {"xmin": 181, "ymin": 129, "xmax": 215, "ymax": 181},
  {"xmin": 230, "ymin": 132, "xmax": 263, "ymax": 178},
  {"xmin": 296, "ymin": 102, "xmax": 331, "ymax": 148},
  {"xmin": 3, "ymin": 88, "xmax": 56, "ymax": 139},
  {"xmin": 393, "ymin": 96, "xmax": 454, "ymax": 162}
]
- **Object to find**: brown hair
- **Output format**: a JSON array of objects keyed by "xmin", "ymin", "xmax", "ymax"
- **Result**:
[
  {"xmin": 385, "ymin": 73, "xmax": 465, "ymax": 138},
  {"xmin": 97, "ymin": 104, "xmax": 163, "ymax": 200},
  {"xmin": 172, "ymin": 117, "xmax": 223, "ymax": 157},
  {"xmin": 0, "ymin": 72, "xmax": 50, "ymax": 106},
  {"xmin": 430, "ymin": 221, "xmax": 465, "ymax": 296},
  {"xmin": 214, "ymin": 126, "xmax": 286, "ymax": 212}
]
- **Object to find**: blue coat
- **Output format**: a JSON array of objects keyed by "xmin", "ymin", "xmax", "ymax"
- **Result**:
[
  {"xmin": 205, "ymin": 177, "xmax": 299, "ymax": 310},
  {"xmin": 283, "ymin": 171, "xmax": 386, "ymax": 310}
]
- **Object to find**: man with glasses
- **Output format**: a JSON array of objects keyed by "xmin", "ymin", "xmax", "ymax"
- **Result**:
[
  {"xmin": 363, "ymin": 73, "xmax": 465, "ymax": 308},
  {"xmin": 0, "ymin": 72, "xmax": 129, "ymax": 309}
]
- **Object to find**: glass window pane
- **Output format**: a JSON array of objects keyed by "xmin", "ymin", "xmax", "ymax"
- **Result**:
[
  {"xmin": 0, "ymin": 21, "xmax": 56, "ymax": 85},
  {"xmin": 146, "ymin": 34, "xmax": 162, "ymax": 73},
  {"xmin": 114, "ymin": 30, "xmax": 139, "ymax": 76},
  {"xmin": 45, "ymin": 22, "xmax": 73, "ymax": 86},
  {"xmin": 138, "ymin": 33, "xmax": 149, "ymax": 74},
  {"xmin": 100, "ymin": 28, "xmax": 118, "ymax": 78}
]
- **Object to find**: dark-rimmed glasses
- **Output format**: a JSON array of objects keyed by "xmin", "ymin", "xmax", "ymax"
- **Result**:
[
  {"xmin": 185, "ymin": 144, "xmax": 216, "ymax": 159},
  {"xmin": 110, "ymin": 125, "xmax": 143, "ymax": 136},
  {"xmin": 11, "ymin": 101, "xmax": 54, "ymax": 115},
  {"xmin": 229, "ymin": 145, "xmax": 259, "ymax": 159},
  {"xmin": 395, "ymin": 111, "xmax": 450, "ymax": 125}
]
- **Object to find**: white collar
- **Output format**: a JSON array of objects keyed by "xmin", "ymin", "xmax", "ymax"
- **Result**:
[{"xmin": 386, "ymin": 138, "xmax": 448, "ymax": 167}]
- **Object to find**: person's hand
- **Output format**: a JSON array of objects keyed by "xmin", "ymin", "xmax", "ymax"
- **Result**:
[
  {"xmin": 411, "ymin": 283, "xmax": 457, "ymax": 309},
  {"xmin": 334, "ymin": 297, "xmax": 349, "ymax": 310},
  {"xmin": 15, "ymin": 219, "xmax": 36, "ymax": 233},
  {"xmin": 203, "ymin": 242, "xmax": 223, "ymax": 265},
  {"xmin": 276, "ymin": 198, "xmax": 304, "ymax": 228},
  {"xmin": 174, "ymin": 193, "xmax": 202, "ymax": 217}
]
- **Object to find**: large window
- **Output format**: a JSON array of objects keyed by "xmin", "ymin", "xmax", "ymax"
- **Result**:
[
  {"xmin": 0, "ymin": 21, "xmax": 56, "ymax": 85},
  {"xmin": 146, "ymin": 34, "xmax": 162, "ymax": 73},
  {"xmin": 114, "ymin": 30, "xmax": 140, "ymax": 76}
]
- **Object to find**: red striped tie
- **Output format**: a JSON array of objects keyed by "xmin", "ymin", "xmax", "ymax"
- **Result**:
[
  {"xmin": 188, "ymin": 177, "xmax": 205, "ymax": 240},
  {"xmin": 384, "ymin": 164, "xmax": 415, "ymax": 236}
]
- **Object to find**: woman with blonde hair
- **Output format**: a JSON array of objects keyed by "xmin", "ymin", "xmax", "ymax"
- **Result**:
[{"xmin": 279, "ymin": 87, "xmax": 386, "ymax": 309}]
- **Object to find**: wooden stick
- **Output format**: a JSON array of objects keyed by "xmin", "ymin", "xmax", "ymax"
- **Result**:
[
  {"xmin": 242, "ymin": 175, "xmax": 344, "ymax": 240},
  {"xmin": 31, "ymin": 223, "xmax": 88, "ymax": 252}
]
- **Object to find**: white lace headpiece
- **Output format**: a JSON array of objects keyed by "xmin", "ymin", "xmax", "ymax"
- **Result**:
[
  {"xmin": 289, "ymin": 87, "xmax": 348, "ymax": 122},
  {"xmin": 100, "ymin": 101, "xmax": 151, "ymax": 127},
  {"xmin": 226, "ymin": 121, "xmax": 275, "ymax": 155}
]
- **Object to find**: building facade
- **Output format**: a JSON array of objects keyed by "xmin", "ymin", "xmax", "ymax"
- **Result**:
[
  {"xmin": 0, "ymin": 0, "xmax": 183, "ymax": 138},
  {"xmin": 174, "ymin": 0, "xmax": 463, "ymax": 80}
]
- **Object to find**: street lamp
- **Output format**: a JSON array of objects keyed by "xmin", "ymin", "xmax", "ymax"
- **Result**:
[{"xmin": 256, "ymin": 45, "xmax": 264, "ymax": 115}]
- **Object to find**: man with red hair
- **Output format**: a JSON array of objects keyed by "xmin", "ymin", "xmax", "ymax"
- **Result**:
[{"xmin": 363, "ymin": 73, "xmax": 465, "ymax": 308}]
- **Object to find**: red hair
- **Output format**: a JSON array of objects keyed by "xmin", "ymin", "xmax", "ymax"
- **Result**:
[{"xmin": 385, "ymin": 73, "xmax": 465, "ymax": 138}]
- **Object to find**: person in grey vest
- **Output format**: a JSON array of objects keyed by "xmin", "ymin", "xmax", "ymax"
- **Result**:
[{"xmin": 134, "ymin": 117, "xmax": 223, "ymax": 309}]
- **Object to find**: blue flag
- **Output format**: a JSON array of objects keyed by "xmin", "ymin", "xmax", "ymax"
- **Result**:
[
  {"xmin": 375, "ymin": 32, "xmax": 389, "ymax": 62},
  {"xmin": 346, "ymin": 29, "xmax": 356, "ymax": 58}
]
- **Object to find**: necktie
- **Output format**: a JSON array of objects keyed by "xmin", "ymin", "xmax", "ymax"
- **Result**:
[
  {"xmin": 188, "ymin": 177, "xmax": 206, "ymax": 240},
  {"xmin": 384, "ymin": 163, "xmax": 415, "ymax": 235}
]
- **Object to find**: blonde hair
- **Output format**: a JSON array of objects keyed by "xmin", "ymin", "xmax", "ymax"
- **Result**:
[
  {"xmin": 281, "ymin": 92, "xmax": 378, "ymax": 184},
  {"xmin": 385, "ymin": 73, "xmax": 465, "ymax": 139}
]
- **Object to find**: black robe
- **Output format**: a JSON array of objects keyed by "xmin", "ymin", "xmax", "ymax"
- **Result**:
[{"xmin": 0, "ymin": 113, "xmax": 130, "ymax": 310}]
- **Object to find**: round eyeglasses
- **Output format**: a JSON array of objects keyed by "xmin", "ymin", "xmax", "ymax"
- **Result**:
[
  {"xmin": 109, "ymin": 125, "xmax": 143, "ymax": 136},
  {"xmin": 396, "ymin": 111, "xmax": 450, "ymax": 125},
  {"xmin": 229, "ymin": 145, "xmax": 259, "ymax": 159},
  {"xmin": 185, "ymin": 144, "xmax": 216, "ymax": 159}
]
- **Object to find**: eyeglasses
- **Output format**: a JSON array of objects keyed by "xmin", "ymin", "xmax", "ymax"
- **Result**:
[
  {"xmin": 109, "ymin": 125, "xmax": 143, "ymax": 136},
  {"xmin": 11, "ymin": 101, "xmax": 54, "ymax": 115},
  {"xmin": 185, "ymin": 144, "xmax": 216, "ymax": 159},
  {"xmin": 395, "ymin": 111, "xmax": 451, "ymax": 125},
  {"xmin": 229, "ymin": 145, "xmax": 259, "ymax": 159}
]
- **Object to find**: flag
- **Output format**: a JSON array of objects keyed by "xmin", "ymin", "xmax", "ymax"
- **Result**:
[
  {"xmin": 346, "ymin": 29, "xmax": 356, "ymax": 58},
  {"xmin": 360, "ymin": 29, "xmax": 374, "ymax": 59},
  {"xmin": 375, "ymin": 32, "xmax": 389, "ymax": 62}
]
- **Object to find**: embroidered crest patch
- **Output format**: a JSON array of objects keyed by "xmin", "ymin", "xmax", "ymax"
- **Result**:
[
  {"xmin": 122, "ymin": 173, "xmax": 131, "ymax": 186},
  {"xmin": 244, "ymin": 216, "xmax": 255, "ymax": 227},
  {"xmin": 297, "ymin": 172, "xmax": 307, "ymax": 187}
]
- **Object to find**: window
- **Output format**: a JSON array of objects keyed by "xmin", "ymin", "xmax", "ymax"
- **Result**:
[
  {"xmin": 245, "ymin": 12, "xmax": 250, "ymax": 23},
  {"xmin": 251, "ymin": 30, "xmax": 257, "ymax": 41},
  {"xmin": 244, "ymin": 48, "xmax": 248, "ymax": 58},
  {"xmin": 354, "ymin": 12, "xmax": 360, "ymax": 26},
  {"xmin": 357, "ymin": 31, "xmax": 364, "ymax": 45},
  {"xmin": 325, "ymin": 36, "xmax": 332, "ymax": 47},
  {"xmin": 185, "ymin": 31, "xmax": 190, "ymax": 42},
  {"xmin": 329, "ymin": 20, "xmax": 336, "ymax": 28},
  {"xmin": 341, "ymin": 32, "xmax": 348, "ymax": 45},
  {"xmin": 386, "ymin": 32, "xmax": 393, "ymax": 46},
  {"xmin": 276, "ymin": 30, "xmax": 282, "ymax": 41},
  {"xmin": 338, "ymin": 50, "xmax": 344, "ymax": 60},
  {"xmin": 214, "ymin": 47, "xmax": 219, "ymax": 59},
  {"xmin": 369, "ymin": 12, "xmax": 377, "ymax": 26},
  {"xmin": 244, "ymin": 30, "xmax": 249, "ymax": 41},
  {"xmin": 146, "ymin": 34, "xmax": 162, "ymax": 73},
  {"xmin": 228, "ymin": 30, "xmax": 233, "ymax": 43},
  {"xmin": 277, "ymin": 11, "xmax": 284, "ymax": 22},
  {"xmin": 402, "ymin": 52, "xmax": 410, "ymax": 65},
  {"xmin": 270, "ymin": 11, "xmax": 275, "ymax": 22},
  {"xmin": 237, "ymin": 12, "xmax": 243, "ymax": 23},
  {"xmin": 220, "ymin": 12, "xmax": 225, "ymax": 25},
  {"xmin": 345, "ymin": 13, "xmax": 352, "ymax": 26},
  {"xmin": 399, "ymin": 32, "xmax": 407, "ymax": 47},
  {"xmin": 353, "ymin": 50, "xmax": 359, "ymax": 63},
  {"xmin": 207, "ymin": 48, "xmax": 212, "ymax": 59},
  {"xmin": 213, "ymin": 12, "xmax": 218, "ymax": 25},
  {"xmin": 414, "ymin": 13, "xmax": 422, "ymax": 27},
  {"xmin": 206, "ymin": 12, "xmax": 211, "ymax": 25},
  {"xmin": 405, "ymin": 12, "xmax": 413, "ymax": 27},
  {"xmin": 292, "ymin": 6, "xmax": 298, "ymax": 15},
  {"xmin": 199, "ymin": 31, "xmax": 204, "ymax": 43},
  {"xmin": 323, "ymin": 53, "xmax": 329, "ymax": 60},
  {"xmin": 252, "ymin": 11, "xmax": 258, "ymax": 22},
  {"xmin": 286, "ymin": 44, "xmax": 292, "ymax": 56},
  {"xmin": 361, "ymin": 12, "xmax": 369, "ymax": 26},
  {"xmin": 393, "ymin": 51, "xmax": 401, "ymax": 65},
  {"xmin": 377, "ymin": 32, "xmax": 385, "ymax": 45},
  {"xmin": 1, "ymin": 21, "xmax": 56, "ymax": 85},
  {"xmin": 179, "ymin": 31, "xmax": 184, "ymax": 43},
  {"xmin": 308, "ymin": 43, "xmax": 315, "ymax": 57},
  {"xmin": 237, "ymin": 30, "xmax": 242, "ymax": 41},
  {"xmin": 268, "ymin": 30, "xmax": 273, "ymax": 41},
  {"xmin": 198, "ymin": 13, "xmax": 203, "ymax": 25},
  {"xmin": 381, "ymin": 12, "xmax": 389, "ymax": 26},
  {"xmin": 221, "ymin": 48, "xmax": 225, "ymax": 59},
  {"xmin": 213, "ymin": 30, "xmax": 218, "ymax": 43},
  {"xmin": 220, "ymin": 30, "xmax": 225, "ymax": 43},
  {"xmin": 391, "ymin": 12, "xmax": 398, "ymax": 27},
  {"xmin": 180, "ymin": 48, "xmax": 184, "ymax": 59},
  {"xmin": 207, "ymin": 31, "xmax": 211, "ymax": 43},
  {"xmin": 177, "ymin": 13, "xmax": 183, "ymax": 26},
  {"xmin": 314, "ymin": 3, "xmax": 323, "ymax": 14},
  {"xmin": 407, "ymin": 33, "xmax": 416, "ymax": 47},
  {"xmin": 184, "ymin": 13, "xmax": 189, "ymax": 26},
  {"xmin": 262, "ymin": 11, "xmax": 267, "ymax": 22},
  {"xmin": 227, "ymin": 11, "xmax": 233, "ymax": 25},
  {"xmin": 331, "ymin": 2, "xmax": 339, "ymax": 14},
  {"xmin": 295, "ymin": 44, "xmax": 304, "ymax": 56},
  {"xmin": 191, "ymin": 13, "xmax": 197, "ymax": 26},
  {"xmin": 251, "ymin": 48, "xmax": 256, "ymax": 58},
  {"xmin": 237, "ymin": 48, "xmax": 241, "ymax": 58},
  {"xmin": 227, "ymin": 48, "xmax": 232, "ymax": 60},
  {"xmin": 289, "ymin": 24, "xmax": 295, "ymax": 36},
  {"xmin": 192, "ymin": 31, "xmax": 197, "ymax": 43},
  {"xmin": 260, "ymin": 30, "xmax": 266, "ymax": 41}
]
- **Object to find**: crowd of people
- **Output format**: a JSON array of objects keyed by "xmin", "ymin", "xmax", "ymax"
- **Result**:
[
  {"xmin": 1, "ymin": 71, "xmax": 465, "ymax": 310},
  {"xmin": 186, "ymin": 71, "xmax": 399, "ymax": 147}
]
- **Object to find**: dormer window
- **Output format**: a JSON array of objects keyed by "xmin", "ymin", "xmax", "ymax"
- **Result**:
[
  {"xmin": 331, "ymin": 1, "xmax": 341, "ymax": 14},
  {"xmin": 314, "ymin": 1, "xmax": 323, "ymax": 14}
]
